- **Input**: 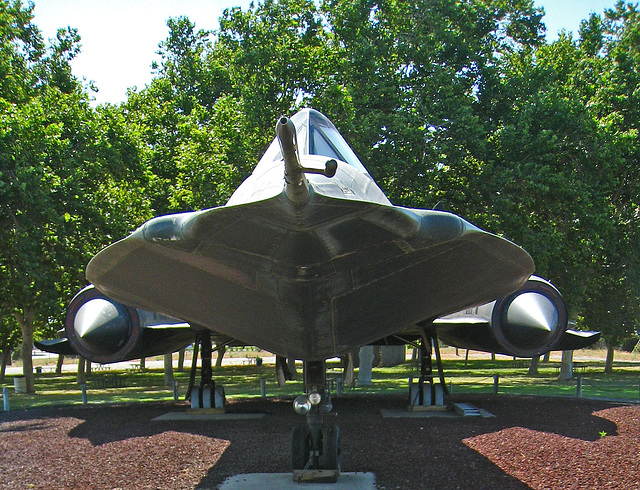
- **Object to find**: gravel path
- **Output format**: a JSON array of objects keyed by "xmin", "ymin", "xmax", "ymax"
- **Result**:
[{"xmin": 1, "ymin": 394, "xmax": 638, "ymax": 489}]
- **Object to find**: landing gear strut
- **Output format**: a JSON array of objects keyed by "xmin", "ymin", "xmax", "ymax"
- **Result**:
[
  {"xmin": 186, "ymin": 330, "xmax": 227, "ymax": 409},
  {"xmin": 409, "ymin": 326, "xmax": 449, "ymax": 408},
  {"xmin": 291, "ymin": 360, "xmax": 341, "ymax": 483}
]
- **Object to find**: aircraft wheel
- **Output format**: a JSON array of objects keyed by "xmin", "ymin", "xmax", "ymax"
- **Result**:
[
  {"xmin": 202, "ymin": 384, "xmax": 213, "ymax": 408},
  {"xmin": 214, "ymin": 385, "xmax": 226, "ymax": 409},
  {"xmin": 323, "ymin": 425, "xmax": 341, "ymax": 471},
  {"xmin": 409, "ymin": 383, "xmax": 428, "ymax": 406},
  {"xmin": 291, "ymin": 425, "xmax": 311, "ymax": 470},
  {"xmin": 409, "ymin": 382, "xmax": 444, "ymax": 407},
  {"xmin": 433, "ymin": 383, "xmax": 444, "ymax": 405},
  {"xmin": 190, "ymin": 387, "xmax": 201, "ymax": 409}
]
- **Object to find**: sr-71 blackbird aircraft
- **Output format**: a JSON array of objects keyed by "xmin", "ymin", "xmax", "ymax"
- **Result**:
[{"xmin": 37, "ymin": 108, "xmax": 598, "ymax": 480}]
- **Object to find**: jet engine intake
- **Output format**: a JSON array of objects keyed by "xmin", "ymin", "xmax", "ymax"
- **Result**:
[
  {"xmin": 489, "ymin": 276, "xmax": 567, "ymax": 357},
  {"xmin": 436, "ymin": 276, "xmax": 568, "ymax": 358},
  {"xmin": 65, "ymin": 285, "xmax": 194, "ymax": 363}
]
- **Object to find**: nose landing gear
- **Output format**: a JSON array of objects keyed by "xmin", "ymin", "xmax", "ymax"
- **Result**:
[{"xmin": 291, "ymin": 360, "xmax": 341, "ymax": 483}]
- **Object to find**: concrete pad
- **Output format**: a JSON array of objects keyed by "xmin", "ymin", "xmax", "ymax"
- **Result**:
[
  {"xmin": 218, "ymin": 472, "xmax": 376, "ymax": 489},
  {"xmin": 152, "ymin": 412, "xmax": 265, "ymax": 421},
  {"xmin": 381, "ymin": 404, "xmax": 494, "ymax": 419}
]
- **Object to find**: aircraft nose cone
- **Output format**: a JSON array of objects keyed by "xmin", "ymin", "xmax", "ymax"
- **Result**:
[
  {"xmin": 506, "ymin": 292, "xmax": 558, "ymax": 333},
  {"xmin": 73, "ymin": 298, "xmax": 131, "ymax": 354},
  {"xmin": 501, "ymin": 291, "xmax": 560, "ymax": 350}
]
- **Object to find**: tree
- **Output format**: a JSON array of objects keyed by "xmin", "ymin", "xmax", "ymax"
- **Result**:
[
  {"xmin": 574, "ymin": 4, "xmax": 640, "ymax": 370},
  {"xmin": 0, "ymin": 2, "xmax": 150, "ymax": 391},
  {"xmin": 320, "ymin": 0, "xmax": 545, "ymax": 207},
  {"xmin": 446, "ymin": 3, "xmax": 640, "ymax": 375},
  {"xmin": 217, "ymin": 0, "xmax": 332, "ymax": 136},
  {"xmin": 0, "ymin": 313, "xmax": 19, "ymax": 382}
]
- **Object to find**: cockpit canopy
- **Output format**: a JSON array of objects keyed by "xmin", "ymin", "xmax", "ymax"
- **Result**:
[{"xmin": 254, "ymin": 108, "xmax": 368, "ymax": 175}]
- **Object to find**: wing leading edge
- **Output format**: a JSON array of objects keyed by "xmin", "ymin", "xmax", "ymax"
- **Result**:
[{"xmin": 87, "ymin": 186, "xmax": 534, "ymax": 360}]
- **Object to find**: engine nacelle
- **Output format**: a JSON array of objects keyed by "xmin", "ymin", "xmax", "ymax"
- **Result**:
[
  {"xmin": 437, "ymin": 276, "xmax": 568, "ymax": 357},
  {"xmin": 65, "ymin": 285, "xmax": 194, "ymax": 363},
  {"xmin": 489, "ymin": 276, "xmax": 567, "ymax": 357}
]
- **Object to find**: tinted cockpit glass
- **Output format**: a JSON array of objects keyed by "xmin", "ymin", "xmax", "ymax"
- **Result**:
[
  {"xmin": 256, "ymin": 109, "xmax": 368, "ymax": 175},
  {"xmin": 309, "ymin": 123, "xmax": 367, "ymax": 173},
  {"xmin": 302, "ymin": 110, "xmax": 368, "ymax": 173}
]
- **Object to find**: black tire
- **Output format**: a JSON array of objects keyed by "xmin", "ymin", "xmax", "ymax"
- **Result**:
[
  {"xmin": 190, "ymin": 387, "xmax": 201, "ymax": 409},
  {"xmin": 201, "ymin": 384, "xmax": 213, "ymax": 408},
  {"xmin": 323, "ymin": 425, "xmax": 341, "ymax": 471},
  {"xmin": 291, "ymin": 425, "xmax": 311, "ymax": 470},
  {"xmin": 214, "ymin": 385, "xmax": 226, "ymax": 408}
]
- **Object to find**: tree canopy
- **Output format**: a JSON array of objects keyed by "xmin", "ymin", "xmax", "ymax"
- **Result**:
[{"xmin": 2, "ymin": 0, "xmax": 639, "ymax": 377}]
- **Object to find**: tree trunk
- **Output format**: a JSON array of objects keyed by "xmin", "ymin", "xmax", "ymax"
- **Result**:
[
  {"xmin": 56, "ymin": 354, "xmax": 64, "ymax": 374},
  {"xmin": 215, "ymin": 345, "xmax": 226, "ymax": 369},
  {"xmin": 178, "ymin": 348, "xmax": 185, "ymax": 371},
  {"xmin": 287, "ymin": 357, "xmax": 297, "ymax": 376},
  {"xmin": 140, "ymin": 357, "xmax": 146, "ymax": 369},
  {"xmin": 542, "ymin": 351, "xmax": 550, "ymax": 363},
  {"xmin": 77, "ymin": 357, "xmax": 86, "ymax": 384},
  {"xmin": 528, "ymin": 355, "xmax": 540, "ymax": 375},
  {"xmin": 558, "ymin": 350, "xmax": 574, "ymax": 380},
  {"xmin": 14, "ymin": 309, "xmax": 35, "ymax": 393},
  {"xmin": 163, "ymin": 353, "xmax": 174, "ymax": 386},
  {"xmin": 0, "ymin": 350, "xmax": 10, "ymax": 383},
  {"xmin": 342, "ymin": 352, "xmax": 356, "ymax": 387},
  {"xmin": 275, "ymin": 355, "xmax": 287, "ymax": 387},
  {"xmin": 605, "ymin": 341, "xmax": 615, "ymax": 374}
]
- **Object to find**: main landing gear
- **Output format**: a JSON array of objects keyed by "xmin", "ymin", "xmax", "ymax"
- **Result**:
[
  {"xmin": 409, "ymin": 326, "xmax": 449, "ymax": 409},
  {"xmin": 291, "ymin": 360, "xmax": 341, "ymax": 483},
  {"xmin": 187, "ymin": 330, "xmax": 227, "ymax": 410}
]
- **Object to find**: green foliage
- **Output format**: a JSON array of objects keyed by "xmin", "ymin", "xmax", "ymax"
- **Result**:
[
  {"xmin": 2, "ymin": 0, "xmax": 640, "ymax": 365},
  {"xmin": 0, "ymin": 1, "xmax": 150, "ymax": 374}
]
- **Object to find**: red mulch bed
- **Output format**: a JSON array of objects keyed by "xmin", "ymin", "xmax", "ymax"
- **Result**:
[{"xmin": 1, "ymin": 394, "xmax": 638, "ymax": 489}]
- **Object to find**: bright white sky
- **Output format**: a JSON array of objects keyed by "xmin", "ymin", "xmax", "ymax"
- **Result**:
[{"xmin": 31, "ymin": 0, "xmax": 620, "ymax": 106}]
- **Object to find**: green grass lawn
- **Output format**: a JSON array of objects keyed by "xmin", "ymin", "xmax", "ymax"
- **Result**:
[{"xmin": 2, "ymin": 357, "xmax": 639, "ymax": 411}]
